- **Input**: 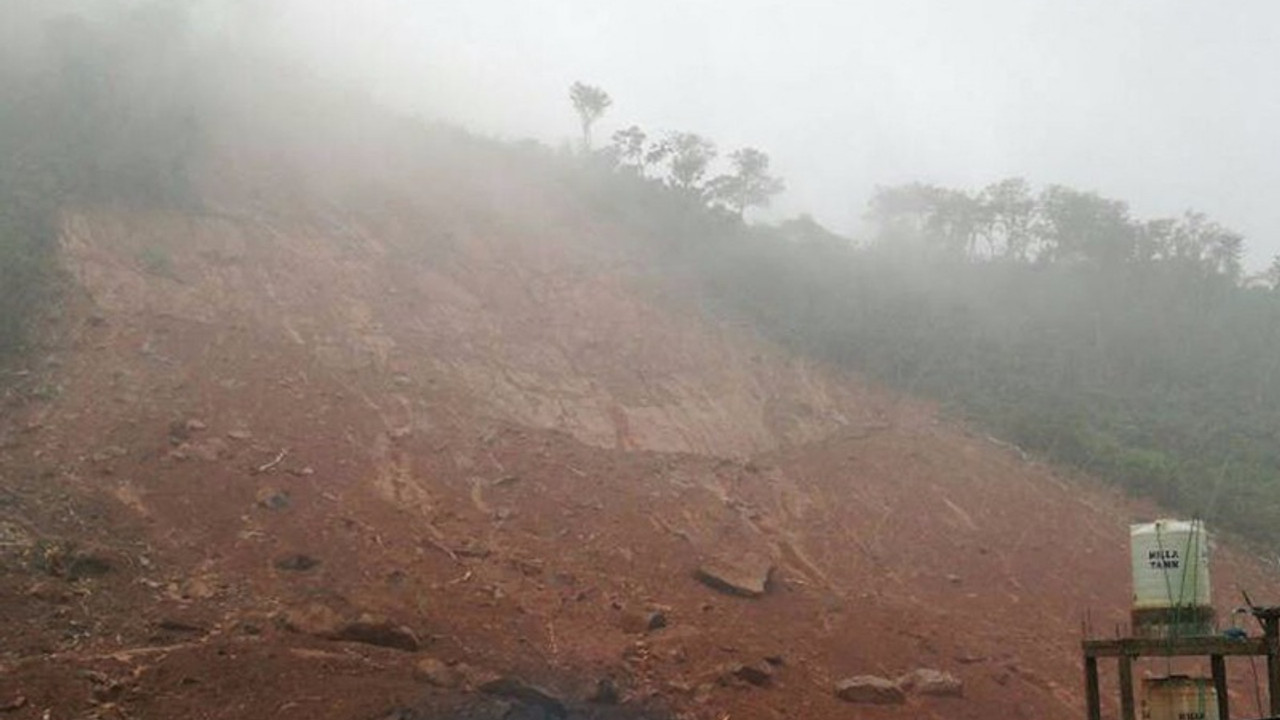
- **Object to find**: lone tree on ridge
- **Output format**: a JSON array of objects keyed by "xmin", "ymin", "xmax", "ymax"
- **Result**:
[{"xmin": 569, "ymin": 82, "xmax": 612, "ymax": 151}]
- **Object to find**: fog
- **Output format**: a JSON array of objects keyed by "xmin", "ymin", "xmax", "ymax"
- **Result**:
[{"xmin": 233, "ymin": 0, "xmax": 1280, "ymax": 269}]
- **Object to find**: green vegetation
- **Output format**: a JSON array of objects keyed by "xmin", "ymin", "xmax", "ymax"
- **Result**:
[
  {"xmin": 0, "ymin": 2, "xmax": 205, "ymax": 358},
  {"xmin": 564, "ymin": 143, "xmax": 1280, "ymax": 547}
]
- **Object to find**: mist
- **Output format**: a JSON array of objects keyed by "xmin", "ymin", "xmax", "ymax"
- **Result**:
[
  {"xmin": 7, "ymin": 3, "xmax": 1280, "ymax": 719},
  {"xmin": 237, "ymin": 0, "xmax": 1280, "ymax": 269}
]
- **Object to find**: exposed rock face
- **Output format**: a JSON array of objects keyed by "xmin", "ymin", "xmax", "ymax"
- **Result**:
[
  {"xmin": 833, "ymin": 676, "xmax": 906, "ymax": 705},
  {"xmin": 694, "ymin": 555, "xmax": 773, "ymax": 598}
]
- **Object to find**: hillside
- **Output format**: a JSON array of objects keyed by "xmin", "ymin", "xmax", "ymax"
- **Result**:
[{"xmin": 2, "ymin": 118, "xmax": 1280, "ymax": 720}]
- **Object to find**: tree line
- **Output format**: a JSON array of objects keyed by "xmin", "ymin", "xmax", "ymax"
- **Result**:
[
  {"xmin": 565, "ymin": 139, "xmax": 1280, "ymax": 549},
  {"xmin": 569, "ymin": 81, "xmax": 784, "ymax": 220}
]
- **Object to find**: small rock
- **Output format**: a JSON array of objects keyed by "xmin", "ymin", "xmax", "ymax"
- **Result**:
[
  {"xmin": 589, "ymin": 677, "xmax": 620, "ymax": 705},
  {"xmin": 226, "ymin": 429, "xmax": 253, "ymax": 441},
  {"xmin": 27, "ymin": 581, "xmax": 72, "ymax": 604},
  {"xmin": 731, "ymin": 662, "xmax": 773, "ymax": 687},
  {"xmin": 834, "ymin": 676, "xmax": 906, "ymax": 705},
  {"xmin": 275, "ymin": 554, "xmax": 319, "ymax": 572},
  {"xmin": 90, "ymin": 446, "xmax": 127, "ymax": 463},
  {"xmin": 946, "ymin": 574, "xmax": 962, "ymax": 584},
  {"xmin": 255, "ymin": 488, "xmax": 290, "ymax": 510},
  {"xmin": 279, "ymin": 603, "xmax": 343, "ymax": 637},
  {"xmin": 898, "ymin": 668, "xmax": 964, "ymax": 697},
  {"xmin": 330, "ymin": 615, "xmax": 421, "ymax": 652},
  {"xmin": 414, "ymin": 657, "xmax": 460, "ymax": 687},
  {"xmin": 156, "ymin": 618, "xmax": 207, "ymax": 634},
  {"xmin": 66, "ymin": 553, "xmax": 112, "ymax": 580},
  {"xmin": 186, "ymin": 419, "xmax": 207, "ymax": 432},
  {"xmin": 168, "ymin": 420, "xmax": 191, "ymax": 442},
  {"xmin": 619, "ymin": 610, "xmax": 667, "ymax": 634},
  {"xmin": 695, "ymin": 555, "xmax": 773, "ymax": 598},
  {"xmin": 187, "ymin": 438, "xmax": 229, "ymax": 462}
]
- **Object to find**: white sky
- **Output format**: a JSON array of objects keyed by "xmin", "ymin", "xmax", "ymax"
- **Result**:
[{"xmin": 250, "ymin": 0, "xmax": 1280, "ymax": 268}]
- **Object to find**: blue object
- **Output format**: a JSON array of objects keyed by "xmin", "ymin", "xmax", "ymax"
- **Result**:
[{"xmin": 1223, "ymin": 626, "xmax": 1249, "ymax": 640}]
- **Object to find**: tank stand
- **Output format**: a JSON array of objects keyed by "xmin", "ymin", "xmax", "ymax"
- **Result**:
[{"xmin": 1081, "ymin": 608, "xmax": 1280, "ymax": 720}]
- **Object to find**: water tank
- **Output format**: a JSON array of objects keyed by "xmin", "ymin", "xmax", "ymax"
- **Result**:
[
  {"xmin": 1130, "ymin": 519, "xmax": 1213, "ymax": 637},
  {"xmin": 1141, "ymin": 676, "xmax": 1218, "ymax": 720}
]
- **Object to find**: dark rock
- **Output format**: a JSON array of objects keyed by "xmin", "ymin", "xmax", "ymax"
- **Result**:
[
  {"xmin": 255, "ymin": 488, "xmax": 290, "ymax": 510},
  {"xmin": 834, "ymin": 675, "xmax": 906, "ymax": 705},
  {"xmin": 156, "ymin": 618, "xmax": 206, "ymax": 634},
  {"xmin": 619, "ymin": 610, "xmax": 667, "ymax": 634},
  {"xmin": 589, "ymin": 677, "xmax": 620, "ymax": 705},
  {"xmin": 275, "ymin": 554, "xmax": 319, "ymax": 572},
  {"xmin": 66, "ymin": 553, "xmax": 112, "ymax": 580},
  {"xmin": 477, "ymin": 676, "xmax": 567, "ymax": 719},
  {"xmin": 330, "ymin": 614, "xmax": 421, "ymax": 651},
  {"xmin": 694, "ymin": 555, "xmax": 773, "ymax": 598},
  {"xmin": 168, "ymin": 420, "xmax": 191, "ymax": 443},
  {"xmin": 731, "ymin": 662, "xmax": 773, "ymax": 687}
]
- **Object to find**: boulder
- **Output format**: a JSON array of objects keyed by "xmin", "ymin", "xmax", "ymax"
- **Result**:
[
  {"xmin": 834, "ymin": 675, "xmax": 906, "ymax": 705},
  {"xmin": 695, "ymin": 554, "xmax": 773, "ymax": 598}
]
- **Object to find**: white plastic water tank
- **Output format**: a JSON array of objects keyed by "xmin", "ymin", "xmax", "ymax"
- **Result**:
[
  {"xmin": 1141, "ymin": 676, "xmax": 1218, "ymax": 720},
  {"xmin": 1131, "ymin": 519, "xmax": 1211, "ymax": 610}
]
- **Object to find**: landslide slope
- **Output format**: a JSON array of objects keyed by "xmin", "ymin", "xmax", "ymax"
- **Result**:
[{"xmin": 2, "ymin": 115, "xmax": 1278, "ymax": 720}]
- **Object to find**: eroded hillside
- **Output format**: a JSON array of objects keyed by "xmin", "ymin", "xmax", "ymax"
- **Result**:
[{"xmin": 2, "ymin": 129, "xmax": 1279, "ymax": 720}]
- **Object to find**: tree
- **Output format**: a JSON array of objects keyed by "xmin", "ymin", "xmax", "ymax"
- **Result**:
[
  {"xmin": 707, "ymin": 147, "xmax": 785, "ymax": 219},
  {"xmin": 569, "ymin": 82, "xmax": 611, "ymax": 151},
  {"xmin": 1267, "ymin": 256, "xmax": 1280, "ymax": 290},
  {"xmin": 1036, "ymin": 185, "xmax": 1135, "ymax": 265},
  {"xmin": 610, "ymin": 125, "xmax": 647, "ymax": 174},
  {"xmin": 979, "ymin": 177, "xmax": 1036, "ymax": 260},
  {"xmin": 661, "ymin": 132, "xmax": 716, "ymax": 192}
]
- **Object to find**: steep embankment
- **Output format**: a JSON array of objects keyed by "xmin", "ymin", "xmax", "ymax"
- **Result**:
[{"xmin": 1, "ymin": 130, "xmax": 1278, "ymax": 720}]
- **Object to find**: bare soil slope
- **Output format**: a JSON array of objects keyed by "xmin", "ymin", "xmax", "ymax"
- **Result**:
[{"xmin": 2, "ymin": 128, "xmax": 1278, "ymax": 720}]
